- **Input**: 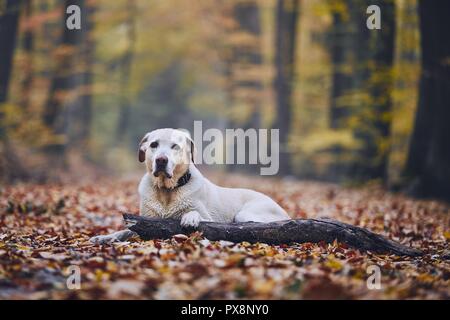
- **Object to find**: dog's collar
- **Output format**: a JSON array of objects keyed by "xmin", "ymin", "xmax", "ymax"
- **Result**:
[{"xmin": 174, "ymin": 170, "xmax": 191, "ymax": 189}]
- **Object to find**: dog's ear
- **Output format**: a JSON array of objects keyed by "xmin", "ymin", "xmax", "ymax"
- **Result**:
[
  {"xmin": 184, "ymin": 135, "xmax": 196, "ymax": 164},
  {"xmin": 138, "ymin": 133, "xmax": 150, "ymax": 163},
  {"xmin": 177, "ymin": 129, "xmax": 196, "ymax": 164},
  {"xmin": 189, "ymin": 138, "xmax": 196, "ymax": 164}
]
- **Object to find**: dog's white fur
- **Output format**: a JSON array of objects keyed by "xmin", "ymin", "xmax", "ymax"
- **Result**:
[{"xmin": 90, "ymin": 129, "xmax": 290, "ymax": 244}]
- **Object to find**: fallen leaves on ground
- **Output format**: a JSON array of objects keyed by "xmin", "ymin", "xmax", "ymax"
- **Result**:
[{"xmin": 0, "ymin": 173, "xmax": 449, "ymax": 299}]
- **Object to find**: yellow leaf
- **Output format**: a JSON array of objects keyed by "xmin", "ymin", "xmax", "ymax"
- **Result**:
[
  {"xmin": 417, "ymin": 274, "xmax": 435, "ymax": 283},
  {"xmin": 325, "ymin": 256, "xmax": 343, "ymax": 271},
  {"xmin": 253, "ymin": 280, "xmax": 275, "ymax": 295},
  {"xmin": 444, "ymin": 231, "xmax": 450, "ymax": 240}
]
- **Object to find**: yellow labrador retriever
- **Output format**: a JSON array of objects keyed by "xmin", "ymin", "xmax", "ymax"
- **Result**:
[{"xmin": 90, "ymin": 128, "xmax": 290, "ymax": 244}]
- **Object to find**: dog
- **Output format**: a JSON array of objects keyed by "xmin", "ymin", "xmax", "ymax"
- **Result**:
[{"xmin": 90, "ymin": 128, "xmax": 290, "ymax": 244}]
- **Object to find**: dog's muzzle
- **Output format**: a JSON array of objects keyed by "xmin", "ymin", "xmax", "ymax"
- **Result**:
[{"xmin": 153, "ymin": 156, "xmax": 172, "ymax": 178}]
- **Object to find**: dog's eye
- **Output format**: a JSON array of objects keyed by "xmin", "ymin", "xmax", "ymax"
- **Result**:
[
  {"xmin": 171, "ymin": 144, "xmax": 180, "ymax": 150},
  {"xmin": 150, "ymin": 141, "xmax": 158, "ymax": 148}
]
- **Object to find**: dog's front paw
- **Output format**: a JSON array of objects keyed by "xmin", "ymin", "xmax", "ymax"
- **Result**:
[
  {"xmin": 181, "ymin": 211, "xmax": 202, "ymax": 228},
  {"xmin": 89, "ymin": 234, "xmax": 119, "ymax": 244}
]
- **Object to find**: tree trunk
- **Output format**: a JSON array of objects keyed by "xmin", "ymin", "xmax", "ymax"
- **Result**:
[
  {"xmin": 123, "ymin": 214, "xmax": 422, "ymax": 257},
  {"xmin": 69, "ymin": 1, "xmax": 95, "ymax": 154},
  {"xmin": 273, "ymin": 0, "xmax": 300, "ymax": 176},
  {"xmin": 328, "ymin": 8, "xmax": 353, "ymax": 129},
  {"xmin": 0, "ymin": 0, "xmax": 21, "ymax": 104},
  {"xmin": 405, "ymin": 0, "xmax": 450, "ymax": 201},
  {"xmin": 43, "ymin": 0, "xmax": 87, "ymax": 169},
  {"xmin": 231, "ymin": 0, "xmax": 263, "ymax": 122},
  {"xmin": 361, "ymin": 0, "xmax": 396, "ymax": 181},
  {"xmin": 19, "ymin": 0, "xmax": 34, "ymax": 110},
  {"xmin": 237, "ymin": 0, "xmax": 262, "ymax": 173},
  {"xmin": 116, "ymin": 0, "xmax": 136, "ymax": 141},
  {"xmin": 224, "ymin": 1, "xmax": 264, "ymax": 173},
  {"xmin": 350, "ymin": 0, "xmax": 396, "ymax": 182},
  {"xmin": 0, "ymin": 0, "xmax": 29, "ymax": 182}
]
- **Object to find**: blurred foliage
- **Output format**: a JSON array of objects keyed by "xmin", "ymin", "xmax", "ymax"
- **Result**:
[{"xmin": 1, "ymin": 0, "xmax": 421, "ymax": 184}]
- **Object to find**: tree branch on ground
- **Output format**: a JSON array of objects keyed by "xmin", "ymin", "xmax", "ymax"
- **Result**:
[{"xmin": 123, "ymin": 214, "xmax": 423, "ymax": 257}]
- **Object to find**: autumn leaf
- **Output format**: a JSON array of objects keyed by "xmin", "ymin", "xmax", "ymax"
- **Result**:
[{"xmin": 0, "ymin": 175, "xmax": 449, "ymax": 299}]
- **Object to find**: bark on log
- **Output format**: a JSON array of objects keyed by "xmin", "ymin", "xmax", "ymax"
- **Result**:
[{"xmin": 123, "ymin": 214, "xmax": 422, "ymax": 257}]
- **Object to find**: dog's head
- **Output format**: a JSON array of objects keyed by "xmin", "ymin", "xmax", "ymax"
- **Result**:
[{"xmin": 138, "ymin": 128, "xmax": 195, "ymax": 189}]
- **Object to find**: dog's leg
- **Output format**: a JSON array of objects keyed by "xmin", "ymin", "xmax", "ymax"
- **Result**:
[
  {"xmin": 180, "ymin": 202, "xmax": 213, "ymax": 228},
  {"xmin": 89, "ymin": 229, "xmax": 137, "ymax": 244},
  {"xmin": 235, "ymin": 201, "xmax": 290, "ymax": 223},
  {"xmin": 234, "ymin": 210, "xmax": 260, "ymax": 223},
  {"xmin": 180, "ymin": 211, "xmax": 203, "ymax": 228}
]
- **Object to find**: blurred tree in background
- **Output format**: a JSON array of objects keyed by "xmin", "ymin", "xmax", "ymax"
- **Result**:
[
  {"xmin": 0, "ymin": 0, "xmax": 449, "ymax": 201},
  {"xmin": 0, "ymin": 0, "xmax": 28, "ymax": 181},
  {"xmin": 273, "ymin": 0, "xmax": 300, "ymax": 175},
  {"xmin": 405, "ymin": 0, "xmax": 450, "ymax": 200}
]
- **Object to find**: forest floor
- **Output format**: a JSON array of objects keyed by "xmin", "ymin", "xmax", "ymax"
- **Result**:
[{"xmin": 0, "ymin": 172, "xmax": 449, "ymax": 299}]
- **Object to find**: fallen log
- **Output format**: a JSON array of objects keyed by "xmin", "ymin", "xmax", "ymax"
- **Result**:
[{"xmin": 123, "ymin": 214, "xmax": 422, "ymax": 257}]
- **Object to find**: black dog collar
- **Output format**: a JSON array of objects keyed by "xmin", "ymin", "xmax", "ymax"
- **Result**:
[{"xmin": 174, "ymin": 170, "xmax": 191, "ymax": 189}]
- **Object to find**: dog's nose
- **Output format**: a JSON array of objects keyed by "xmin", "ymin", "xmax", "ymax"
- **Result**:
[{"xmin": 155, "ymin": 156, "xmax": 168, "ymax": 167}]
